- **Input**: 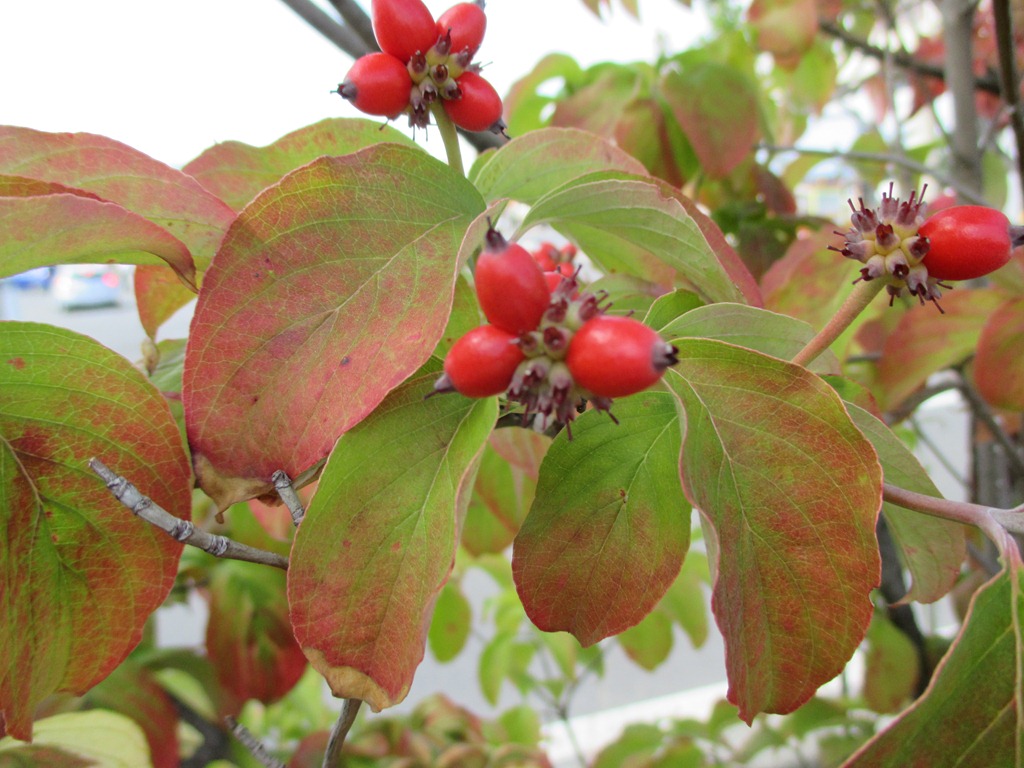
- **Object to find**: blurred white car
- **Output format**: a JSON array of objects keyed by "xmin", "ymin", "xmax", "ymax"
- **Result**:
[{"xmin": 52, "ymin": 264, "xmax": 122, "ymax": 310}]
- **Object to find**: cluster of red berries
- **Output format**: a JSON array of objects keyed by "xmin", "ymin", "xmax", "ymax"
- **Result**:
[
  {"xmin": 832, "ymin": 184, "xmax": 1015, "ymax": 312},
  {"xmin": 433, "ymin": 227, "xmax": 678, "ymax": 432},
  {"xmin": 337, "ymin": 0, "xmax": 504, "ymax": 133}
]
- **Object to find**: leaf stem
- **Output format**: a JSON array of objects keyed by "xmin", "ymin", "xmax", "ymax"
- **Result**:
[
  {"xmin": 322, "ymin": 698, "xmax": 362, "ymax": 768},
  {"xmin": 882, "ymin": 481, "xmax": 1022, "ymax": 560},
  {"xmin": 433, "ymin": 104, "xmax": 465, "ymax": 177},
  {"xmin": 89, "ymin": 457, "xmax": 290, "ymax": 571},
  {"xmin": 791, "ymin": 279, "xmax": 885, "ymax": 368}
]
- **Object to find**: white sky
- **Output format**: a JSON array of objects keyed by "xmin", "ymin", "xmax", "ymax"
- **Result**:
[{"xmin": 0, "ymin": 1, "xmax": 706, "ymax": 168}]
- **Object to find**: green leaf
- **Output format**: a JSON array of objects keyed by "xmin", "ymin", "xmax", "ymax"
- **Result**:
[
  {"xmin": 592, "ymin": 723, "xmax": 665, "ymax": 768},
  {"xmin": 287, "ymin": 361, "xmax": 495, "ymax": 712},
  {"xmin": 182, "ymin": 118, "xmax": 418, "ymax": 211},
  {"xmin": 183, "ymin": 145, "xmax": 485, "ymax": 508},
  {"xmin": 513, "ymin": 393, "xmax": 690, "ymax": 646},
  {"xmin": 658, "ymin": 552, "xmax": 710, "ymax": 648},
  {"xmin": 468, "ymin": 127, "xmax": 648, "ymax": 205},
  {"xmin": 0, "ymin": 323, "xmax": 191, "ymax": 740},
  {"xmin": 659, "ymin": 302, "xmax": 840, "ymax": 374},
  {"xmin": 845, "ymin": 566, "xmax": 1023, "ymax": 766},
  {"xmin": 503, "ymin": 54, "xmax": 584, "ymax": 137},
  {"xmin": 643, "ymin": 290, "xmax": 704, "ymax": 332},
  {"xmin": 0, "ymin": 176, "xmax": 196, "ymax": 289},
  {"xmin": 521, "ymin": 173, "xmax": 758, "ymax": 305},
  {"xmin": 0, "ymin": 126, "xmax": 234, "ymax": 266},
  {"xmin": 0, "ymin": 710, "xmax": 153, "ymax": 767},
  {"xmin": 975, "ymin": 297, "xmax": 1024, "ymax": 410},
  {"xmin": 862, "ymin": 612, "xmax": 919, "ymax": 714},
  {"xmin": 846, "ymin": 404, "xmax": 965, "ymax": 604},
  {"xmin": 877, "ymin": 288, "xmax": 1004, "ymax": 410},
  {"xmin": 428, "ymin": 579, "xmax": 472, "ymax": 663},
  {"xmin": 619, "ymin": 609, "xmax": 674, "ymax": 671},
  {"xmin": 664, "ymin": 338, "xmax": 882, "ymax": 722},
  {"xmin": 477, "ymin": 632, "xmax": 536, "ymax": 706}
]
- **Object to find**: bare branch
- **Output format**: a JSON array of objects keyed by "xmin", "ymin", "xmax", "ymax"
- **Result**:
[
  {"xmin": 323, "ymin": 699, "xmax": 362, "ymax": 768},
  {"xmin": 279, "ymin": 0, "xmax": 373, "ymax": 58},
  {"xmin": 89, "ymin": 458, "xmax": 289, "ymax": 571},
  {"xmin": 225, "ymin": 716, "xmax": 286, "ymax": 768},
  {"xmin": 942, "ymin": 0, "xmax": 984, "ymax": 196},
  {"xmin": 325, "ymin": 0, "xmax": 378, "ymax": 53},
  {"xmin": 272, "ymin": 469, "xmax": 306, "ymax": 526},
  {"xmin": 992, "ymin": 0, "xmax": 1024, "ymax": 203},
  {"xmin": 818, "ymin": 16, "xmax": 1001, "ymax": 96},
  {"xmin": 957, "ymin": 372, "xmax": 1024, "ymax": 479}
]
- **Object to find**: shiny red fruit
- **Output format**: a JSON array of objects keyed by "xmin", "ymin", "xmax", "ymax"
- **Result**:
[
  {"xmin": 436, "ymin": 3, "xmax": 487, "ymax": 57},
  {"xmin": 371, "ymin": 0, "xmax": 437, "ymax": 64},
  {"xmin": 337, "ymin": 53, "xmax": 411, "ymax": 117},
  {"xmin": 566, "ymin": 315, "xmax": 677, "ymax": 398},
  {"xmin": 475, "ymin": 229, "xmax": 551, "ymax": 334},
  {"xmin": 443, "ymin": 325, "xmax": 524, "ymax": 397},
  {"xmin": 919, "ymin": 205, "xmax": 1012, "ymax": 281},
  {"xmin": 442, "ymin": 71, "xmax": 503, "ymax": 132}
]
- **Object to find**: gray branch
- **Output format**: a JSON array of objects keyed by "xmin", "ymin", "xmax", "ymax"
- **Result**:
[
  {"xmin": 279, "ymin": 0, "xmax": 373, "ymax": 58},
  {"xmin": 225, "ymin": 717, "xmax": 286, "ymax": 768},
  {"xmin": 89, "ymin": 458, "xmax": 289, "ymax": 571},
  {"xmin": 323, "ymin": 699, "xmax": 363, "ymax": 768},
  {"xmin": 272, "ymin": 469, "xmax": 306, "ymax": 526}
]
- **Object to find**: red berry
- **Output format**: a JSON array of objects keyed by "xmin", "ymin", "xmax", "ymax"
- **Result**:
[
  {"xmin": 475, "ymin": 228, "xmax": 551, "ymax": 334},
  {"xmin": 436, "ymin": 3, "xmax": 487, "ymax": 58},
  {"xmin": 566, "ymin": 316, "xmax": 677, "ymax": 398},
  {"xmin": 372, "ymin": 0, "xmax": 437, "ymax": 64},
  {"xmin": 443, "ymin": 325, "xmax": 524, "ymax": 397},
  {"xmin": 532, "ymin": 243, "xmax": 559, "ymax": 271},
  {"xmin": 442, "ymin": 71, "xmax": 503, "ymax": 132},
  {"xmin": 337, "ymin": 53, "xmax": 411, "ymax": 117},
  {"xmin": 919, "ymin": 205, "xmax": 1012, "ymax": 281}
]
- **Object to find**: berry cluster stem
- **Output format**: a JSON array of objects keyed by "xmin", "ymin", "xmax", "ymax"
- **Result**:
[
  {"xmin": 432, "ymin": 103, "xmax": 465, "ymax": 177},
  {"xmin": 791, "ymin": 279, "xmax": 885, "ymax": 368}
]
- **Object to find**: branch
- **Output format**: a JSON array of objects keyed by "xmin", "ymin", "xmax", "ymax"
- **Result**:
[
  {"xmin": 225, "ymin": 716, "xmax": 286, "ymax": 768},
  {"xmin": 818, "ymin": 17, "xmax": 1001, "ymax": 96},
  {"xmin": 323, "ymin": 699, "xmax": 362, "ymax": 768},
  {"xmin": 279, "ymin": 0, "xmax": 372, "ymax": 58},
  {"xmin": 272, "ymin": 469, "xmax": 306, "ymax": 526},
  {"xmin": 882, "ymin": 481, "xmax": 1022, "ymax": 559},
  {"xmin": 89, "ymin": 458, "xmax": 290, "ymax": 571},
  {"xmin": 942, "ymin": 0, "xmax": 984, "ymax": 196},
  {"xmin": 992, "ymin": 0, "xmax": 1024, "ymax": 203},
  {"xmin": 758, "ymin": 144, "xmax": 989, "ymax": 205},
  {"xmin": 325, "ymin": 0, "xmax": 378, "ymax": 53},
  {"xmin": 957, "ymin": 373, "xmax": 1024, "ymax": 479}
]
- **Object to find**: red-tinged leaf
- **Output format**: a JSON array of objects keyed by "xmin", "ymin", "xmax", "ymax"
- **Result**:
[
  {"xmin": 0, "ymin": 182, "xmax": 196, "ymax": 289},
  {"xmin": 521, "ymin": 173, "xmax": 760, "ymax": 305},
  {"xmin": 183, "ymin": 145, "xmax": 484, "ymax": 508},
  {"xmin": 975, "ymin": 297, "xmax": 1024, "ymax": 410},
  {"xmin": 0, "ymin": 323, "xmax": 191, "ymax": 740},
  {"xmin": 618, "ymin": 609, "xmax": 674, "ymax": 671},
  {"xmin": 287, "ymin": 363, "xmax": 495, "ymax": 712},
  {"xmin": 661, "ymin": 62, "xmax": 760, "ymax": 178},
  {"xmin": 134, "ymin": 265, "xmax": 196, "ymax": 339},
  {"xmin": 845, "ymin": 404, "xmax": 965, "ymax": 604},
  {"xmin": 182, "ymin": 118, "xmax": 417, "ymax": 212},
  {"xmin": 658, "ymin": 302, "xmax": 840, "ymax": 374},
  {"xmin": 462, "ymin": 432, "xmax": 548, "ymax": 556},
  {"xmin": 762, "ymin": 227, "xmax": 857, "ymax": 332},
  {"xmin": 82, "ymin": 662, "xmax": 179, "ymax": 768},
  {"xmin": 876, "ymin": 289, "xmax": 1005, "ymax": 411},
  {"xmin": 0, "ymin": 711, "xmax": 152, "ymax": 767},
  {"xmin": 663, "ymin": 339, "xmax": 881, "ymax": 722},
  {"xmin": 844, "ymin": 566, "xmax": 1023, "ymax": 766},
  {"xmin": 748, "ymin": 0, "xmax": 818, "ymax": 64},
  {"xmin": 512, "ymin": 393, "xmax": 690, "ymax": 646},
  {"xmin": 206, "ymin": 561, "xmax": 307, "ymax": 704},
  {"xmin": 862, "ymin": 613, "xmax": 919, "ymax": 714},
  {"xmin": 468, "ymin": 127, "xmax": 648, "ymax": 206},
  {"xmin": 0, "ymin": 126, "xmax": 235, "ymax": 265}
]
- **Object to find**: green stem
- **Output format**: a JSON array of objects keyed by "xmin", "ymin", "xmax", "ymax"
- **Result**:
[
  {"xmin": 791, "ymin": 279, "xmax": 885, "ymax": 368},
  {"xmin": 433, "ymin": 104, "xmax": 464, "ymax": 177}
]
